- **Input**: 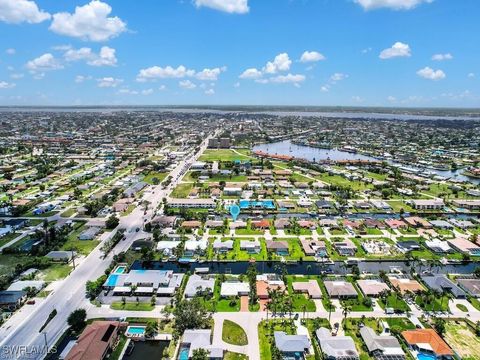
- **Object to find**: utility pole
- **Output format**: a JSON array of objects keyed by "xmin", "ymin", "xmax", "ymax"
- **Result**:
[{"xmin": 71, "ymin": 249, "xmax": 76, "ymax": 270}]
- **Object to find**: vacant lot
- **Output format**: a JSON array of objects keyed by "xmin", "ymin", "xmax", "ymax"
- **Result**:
[
  {"xmin": 444, "ymin": 321, "xmax": 480, "ymax": 360},
  {"xmin": 199, "ymin": 149, "xmax": 251, "ymax": 162}
]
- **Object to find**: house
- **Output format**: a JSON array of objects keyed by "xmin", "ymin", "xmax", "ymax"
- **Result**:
[
  {"xmin": 167, "ymin": 198, "xmax": 216, "ymax": 208},
  {"xmin": 292, "ymin": 280, "xmax": 322, "ymax": 299},
  {"xmin": 220, "ymin": 281, "xmax": 250, "ymax": 297},
  {"xmin": 181, "ymin": 329, "xmax": 224, "ymax": 359},
  {"xmin": 112, "ymin": 198, "xmax": 134, "ymax": 213},
  {"xmin": 0, "ymin": 291, "xmax": 26, "ymax": 310},
  {"xmin": 223, "ymin": 187, "xmax": 242, "ymax": 196},
  {"xmin": 156, "ymin": 241, "xmax": 181, "ymax": 256},
  {"xmin": 410, "ymin": 199, "xmax": 445, "ymax": 210},
  {"xmin": 385, "ymin": 219, "xmax": 407, "ymax": 229},
  {"xmin": 45, "ymin": 250, "xmax": 76, "ymax": 262},
  {"xmin": 184, "ymin": 275, "xmax": 215, "ymax": 297},
  {"xmin": 3, "ymin": 218, "xmax": 28, "ymax": 230},
  {"xmin": 65, "ymin": 321, "xmax": 122, "ymax": 360},
  {"xmin": 251, "ymin": 219, "xmax": 270, "ymax": 230},
  {"xmin": 360, "ymin": 326, "xmax": 405, "ymax": 360},
  {"xmin": 181, "ymin": 220, "xmax": 203, "ymax": 229},
  {"xmin": 274, "ymin": 331, "xmax": 311, "ymax": 359},
  {"xmin": 456, "ymin": 278, "xmax": 480, "ymax": 298},
  {"xmin": 229, "ymin": 220, "xmax": 247, "ymax": 230},
  {"xmin": 319, "ymin": 219, "xmax": 340, "ymax": 229},
  {"xmin": 7, "ymin": 280, "xmax": 44, "ymax": 292},
  {"xmin": 404, "ymin": 216, "xmax": 431, "ymax": 228},
  {"xmin": 333, "ymin": 240, "xmax": 357, "ymax": 256},
  {"xmin": 256, "ymin": 274, "xmax": 286, "ymax": 299},
  {"xmin": 124, "ymin": 181, "xmax": 147, "ymax": 197},
  {"xmin": 300, "ymin": 239, "xmax": 327, "ymax": 257},
  {"xmin": 184, "ymin": 239, "xmax": 208, "ymax": 256},
  {"xmin": 447, "ymin": 238, "xmax": 480, "ymax": 256},
  {"xmin": 396, "ymin": 241, "xmax": 421, "ymax": 252},
  {"xmin": 388, "ymin": 277, "xmax": 425, "ymax": 295},
  {"xmin": 274, "ymin": 218, "xmax": 290, "ymax": 230},
  {"xmin": 424, "ymin": 239, "xmax": 452, "ymax": 254},
  {"xmin": 451, "ymin": 199, "xmax": 480, "ymax": 210},
  {"xmin": 429, "ymin": 220, "xmax": 453, "ymax": 229},
  {"xmin": 298, "ymin": 220, "xmax": 317, "ymax": 230},
  {"xmin": 205, "ymin": 220, "xmax": 223, "ymax": 229},
  {"xmin": 448, "ymin": 218, "xmax": 475, "ymax": 229},
  {"xmin": 364, "ymin": 219, "xmax": 385, "ymax": 230},
  {"xmin": 212, "ymin": 240, "xmax": 233, "ymax": 253},
  {"xmin": 324, "ymin": 280, "xmax": 357, "ymax": 298},
  {"xmin": 401, "ymin": 329, "xmax": 454, "ymax": 360},
  {"xmin": 265, "ymin": 240, "xmax": 289, "ymax": 255},
  {"xmin": 240, "ymin": 240, "xmax": 261, "ymax": 253},
  {"xmin": 316, "ymin": 327, "xmax": 359, "ymax": 360},
  {"xmin": 151, "ymin": 215, "xmax": 178, "ymax": 228},
  {"xmin": 356, "ymin": 280, "xmax": 390, "ymax": 297},
  {"xmin": 421, "ymin": 275, "xmax": 466, "ymax": 299},
  {"xmin": 79, "ymin": 227, "xmax": 102, "ymax": 240},
  {"xmin": 316, "ymin": 200, "xmax": 335, "ymax": 210}
]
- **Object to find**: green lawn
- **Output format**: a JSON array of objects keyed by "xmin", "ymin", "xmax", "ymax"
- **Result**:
[
  {"xmin": 415, "ymin": 294, "xmax": 450, "ymax": 311},
  {"xmin": 143, "ymin": 172, "xmax": 168, "ymax": 185},
  {"xmin": 285, "ymin": 276, "xmax": 316, "ymax": 312},
  {"xmin": 384, "ymin": 318, "xmax": 416, "ymax": 332},
  {"xmin": 377, "ymin": 293, "xmax": 410, "ymax": 312},
  {"xmin": 199, "ymin": 149, "xmax": 251, "ymax": 162},
  {"xmin": 41, "ymin": 263, "xmax": 72, "ymax": 281},
  {"xmin": 60, "ymin": 208, "xmax": 76, "ymax": 218},
  {"xmin": 344, "ymin": 317, "xmax": 383, "ymax": 360},
  {"xmin": 60, "ymin": 222, "xmax": 99, "ymax": 255},
  {"xmin": 258, "ymin": 320, "xmax": 296, "ymax": 360},
  {"xmin": 0, "ymin": 232, "xmax": 21, "ymax": 248},
  {"xmin": 110, "ymin": 302, "xmax": 154, "ymax": 311},
  {"xmin": 222, "ymin": 320, "xmax": 248, "ymax": 346},
  {"xmin": 224, "ymin": 352, "xmax": 248, "ymax": 360},
  {"xmin": 171, "ymin": 183, "xmax": 194, "ymax": 198}
]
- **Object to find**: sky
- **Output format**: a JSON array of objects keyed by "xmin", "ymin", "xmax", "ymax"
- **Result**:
[{"xmin": 0, "ymin": 0, "xmax": 479, "ymax": 107}]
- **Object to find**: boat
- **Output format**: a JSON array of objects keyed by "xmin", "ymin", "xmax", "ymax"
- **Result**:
[{"xmin": 195, "ymin": 267, "xmax": 209, "ymax": 274}]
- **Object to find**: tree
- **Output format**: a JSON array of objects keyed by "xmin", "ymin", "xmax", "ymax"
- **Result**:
[
  {"xmin": 106, "ymin": 215, "xmax": 120, "ymax": 229},
  {"xmin": 67, "ymin": 309, "xmax": 87, "ymax": 333},
  {"xmin": 172, "ymin": 298, "xmax": 211, "ymax": 339},
  {"xmin": 476, "ymin": 321, "xmax": 480, "ymax": 336},
  {"xmin": 433, "ymin": 317, "xmax": 446, "ymax": 335},
  {"xmin": 246, "ymin": 264, "xmax": 257, "ymax": 305},
  {"xmin": 191, "ymin": 349, "xmax": 209, "ymax": 360},
  {"xmin": 145, "ymin": 320, "xmax": 158, "ymax": 338}
]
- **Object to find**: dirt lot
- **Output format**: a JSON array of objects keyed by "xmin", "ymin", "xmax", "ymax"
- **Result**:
[{"xmin": 444, "ymin": 321, "xmax": 480, "ymax": 360}]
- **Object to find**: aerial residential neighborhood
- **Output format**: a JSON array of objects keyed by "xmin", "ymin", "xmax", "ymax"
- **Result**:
[{"xmin": 1, "ymin": 0, "xmax": 480, "ymax": 360}]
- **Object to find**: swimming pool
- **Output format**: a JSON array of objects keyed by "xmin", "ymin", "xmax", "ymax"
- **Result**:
[
  {"xmin": 126, "ymin": 326, "xmax": 146, "ymax": 336},
  {"xmin": 105, "ymin": 274, "xmax": 119, "ymax": 287},
  {"xmin": 114, "ymin": 266, "xmax": 126, "ymax": 274},
  {"xmin": 417, "ymin": 353, "xmax": 436, "ymax": 360},
  {"xmin": 239, "ymin": 199, "xmax": 275, "ymax": 209},
  {"xmin": 178, "ymin": 346, "xmax": 190, "ymax": 360}
]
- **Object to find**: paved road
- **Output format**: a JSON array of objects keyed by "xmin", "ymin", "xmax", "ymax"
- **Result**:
[{"xmin": 0, "ymin": 134, "xmax": 213, "ymax": 359}]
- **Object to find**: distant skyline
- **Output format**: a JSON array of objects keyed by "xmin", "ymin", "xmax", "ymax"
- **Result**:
[{"xmin": 0, "ymin": 0, "xmax": 479, "ymax": 107}]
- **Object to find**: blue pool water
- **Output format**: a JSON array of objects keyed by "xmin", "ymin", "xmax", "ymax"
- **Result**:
[
  {"xmin": 114, "ymin": 266, "xmax": 126, "ymax": 274},
  {"xmin": 105, "ymin": 274, "xmax": 118, "ymax": 287},
  {"xmin": 126, "ymin": 326, "xmax": 146, "ymax": 335},
  {"xmin": 417, "ymin": 353, "xmax": 436, "ymax": 360},
  {"xmin": 239, "ymin": 199, "xmax": 275, "ymax": 209},
  {"xmin": 178, "ymin": 346, "xmax": 189, "ymax": 360}
]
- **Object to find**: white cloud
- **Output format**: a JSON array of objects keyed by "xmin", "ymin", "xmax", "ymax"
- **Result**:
[
  {"xmin": 75, "ymin": 75, "xmax": 92, "ymax": 83},
  {"xmin": 321, "ymin": 85, "xmax": 330, "ymax": 92},
  {"xmin": 50, "ymin": 1, "xmax": 127, "ymax": 42},
  {"xmin": 239, "ymin": 68, "xmax": 262, "ymax": 79},
  {"xmin": 431, "ymin": 53, "xmax": 453, "ymax": 61},
  {"xmin": 179, "ymin": 80, "xmax": 196, "ymax": 89},
  {"xmin": 0, "ymin": 0, "xmax": 50, "ymax": 24},
  {"xmin": 158, "ymin": 85, "xmax": 167, "ymax": 91},
  {"xmin": 195, "ymin": 66, "xmax": 226, "ymax": 81},
  {"xmin": 97, "ymin": 77, "xmax": 123, "ymax": 87},
  {"xmin": 330, "ymin": 73, "xmax": 348, "ymax": 82},
  {"xmin": 194, "ymin": 0, "xmax": 249, "ymax": 14},
  {"xmin": 137, "ymin": 65, "xmax": 195, "ymax": 82},
  {"xmin": 26, "ymin": 53, "xmax": 63, "ymax": 72},
  {"xmin": 468, "ymin": 73, "xmax": 475, "ymax": 78},
  {"xmin": 362, "ymin": 47, "xmax": 372, "ymax": 54},
  {"xmin": 64, "ymin": 47, "xmax": 94, "ymax": 62},
  {"xmin": 205, "ymin": 88, "xmax": 215, "ymax": 95},
  {"xmin": 88, "ymin": 46, "xmax": 117, "ymax": 66},
  {"xmin": 263, "ymin": 53, "xmax": 291, "ymax": 74},
  {"xmin": 300, "ymin": 51, "xmax": 326, "ymax": 63},
  {"xmin": 416, "ymin": 66, "xmax": 445, "ymax": 80},
  {"xmin": 141, "ymin": 88, "xmax": 153, "ymax": 95},
  {"xmin": 387, "ymin": 96, "xmax": 397, "ymax": 102},
  {"xmin": 5, "ymin": 48, "xmax": 15, "ymax": 55},
  {"xmin": 379, "ymin": 42, "xmax": 411, "ymax": 59},
  {"xmin": 0, "ymin": 81, "xmax": 16, "ymax": 89},
  {"xmin": 268, "ymin": 73, "xmax": 306, "ymax": 84},
  {"xmin": 117, "ymin": 88, "xmax": 138, "ymax": 95},
  {"xmin": 10, "ymin": 73, "xmax": 24, "ymax": 79},
  {"xmin": 354, "ymin": 0, "xmax": 433, "ymax": 11},
  {"xmin": 352, "ymin": 95, "xmax": 363, "ymax": 103}
]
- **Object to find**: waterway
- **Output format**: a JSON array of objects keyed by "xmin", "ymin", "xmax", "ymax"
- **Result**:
[
  {"xmin": 131, "ymin": 259, "xmax": 479, "ymax": 276},
  {"xmin": 252, "ymin": 140, "xmax": 479, "ymax": 184}
]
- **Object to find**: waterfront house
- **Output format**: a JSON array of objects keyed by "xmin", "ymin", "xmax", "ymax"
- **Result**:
[
  {"xmin": 324, "ymin": 280, "xmax": 357, "ymax": 298},
  {"xmin": 220, "ymin": 281, "xmax": 250, "ymax": 297},
  {"xmin": 181, "ymin": 329, "xmax": 224, "ymax": 359},
  {"xmin": 240, "ymin": 240, "xmax": 261, "ymax": 253},
  {"xmin": 421, "ymin": 274, "xmax": 466, "ymax": 299},
  {"xmin": 333, "ymin": 239, "xmax": 357, "ymax": 256},
  {"xmin": 388, "ymin": 277, "xmax": 425, "ymax": 295},
  {"xmin": 456, "ymin": 278, "xmax": 480, "ymax": 298},
  {"xmin": 266, "ymin": 240, "xmax": 289, "ymax": 255},
  {"xmin": 409, "ymin": 199, "xmax": 445, "ymax": 210},
  {"xmin": 401, "ymin": 329, "xmax": 454, "ymax": 360},
  {"xmin": 356, "ymin": 280, "xmax": 390, "ymax": 297},
  {"xmin": 447, "ymin": 238, "xmax": 480, "ymax": 256},
  {"xmin": 300, "ymin": 239, "xmax": 327, "ymax": 257},
  {"xmin": 292, "ymin": 280, "xmax": 322, "ymax": 299},
  {"xmin": 212, "ymin": 240, "xmax": 233, "ymax": 253},
  {"xmin": 184, "ymin": 275, "xmax": 215, "ymax": 298}
]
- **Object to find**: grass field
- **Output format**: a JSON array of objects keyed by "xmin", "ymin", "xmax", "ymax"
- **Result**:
[
  {"xmin": 222, "ymin": 320, "xmax": 248, "ymax": 346},
  {"xmin": 0, "ymin": 232, "xmax": 21, "ymax": 248},
  {"xmin": 110, "ymin": 302, "xmax": 154, "ymax": 311},
  {"xmin": 444, "ymin": 321, "xmax": 480, "ymax": 360},
  {"xmin": 171, "ymin": 183, "xmax": 194, "ymax": 198},
  {"xmin": 199, "ymin": 149, "xmax": 251, "ymax": 162},
  {"xmin": 61, "ymin": 222, "xmax": 99, "ymax": 255},
  {"xmin": 224, "ymin": 352, "xmax": 248, "ymax": 360},
  {"xmin": 41, "ymin": 263, "xmax": 72, "ymax": 281},
  {"xmin": 143, "ymin": 171, "xmax": 168, "ymax": 185}
]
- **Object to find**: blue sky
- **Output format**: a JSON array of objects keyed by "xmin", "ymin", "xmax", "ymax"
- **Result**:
[{"xmin": 0, "ymin": 0, "xmax": 479, "ymax": 107}]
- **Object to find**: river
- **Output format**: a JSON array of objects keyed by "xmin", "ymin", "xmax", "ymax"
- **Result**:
[{"xmin": 252, "ymin": 140, "xmax": 479, "ymax": 184}]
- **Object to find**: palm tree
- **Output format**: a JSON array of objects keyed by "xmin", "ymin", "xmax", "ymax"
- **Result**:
[{"xmin": 342, "ymin": 304, "xmax": 351, "ymax": 330}]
